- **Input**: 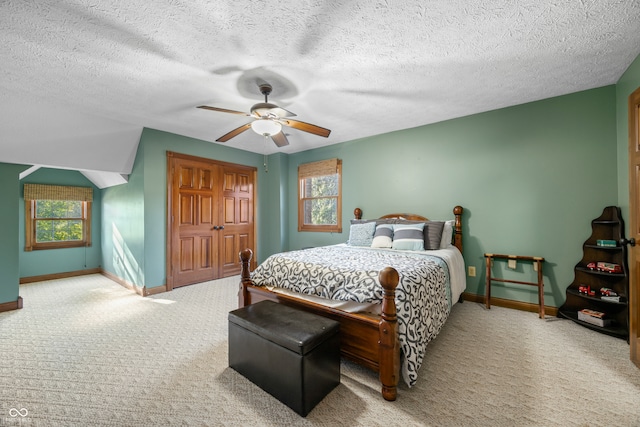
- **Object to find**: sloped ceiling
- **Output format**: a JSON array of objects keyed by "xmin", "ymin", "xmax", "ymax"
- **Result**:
[{"xmin": 1, "ymin": 1, "xmax": 639, "ymax": 187}]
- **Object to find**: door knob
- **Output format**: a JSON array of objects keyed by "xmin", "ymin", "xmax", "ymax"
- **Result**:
[
  {"xmin": 212, "ymin": 226, "xmax": 219, "ymax": 230},
  {"xmin": 620, "ymin": 237, "xmax": 636, "ymax": 247},
  {"xmin": 219, "ymin": 225, "xmax": 224, "ymax": 230}
]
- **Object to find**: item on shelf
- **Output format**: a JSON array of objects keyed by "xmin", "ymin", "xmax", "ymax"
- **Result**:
[
  {"xmin": 601, "ymin": 295, "xmax": 621, "ymax": 303},
  {"xmin": 599, "ymin": 287, "xmax": 617, "ymax": 297},
  {"xmin": 580, "ymin": 308, "xmax": 606, "ymax": 318},
  {"xmin": 596, "ymin": 239, "xmax": 617, "ymax": 247},
  {"xmin": 578, "ymin": 309, "xmax": 613, "ymax": 327},
  {"xmin": 578, "ymin": 284, "xmax": 596, "ymax": 296},
  {"xmin": 596, "ymin": 262, "xmax": 622, "ymax": 274},
  {"xmin": 587, "ymin": 262, "xmax": 623, "ymax": 273}
]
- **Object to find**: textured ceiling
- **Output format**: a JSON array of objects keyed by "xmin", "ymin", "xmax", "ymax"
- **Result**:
[{"xmin": 1, "ymin": 1, "xmax": 640, "ymax": 187}]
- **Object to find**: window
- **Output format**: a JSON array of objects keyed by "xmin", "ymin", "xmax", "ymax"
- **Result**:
[
  {"xmin": 24, "ymin": 184, "xmax": 92, "ymax": 251},
  {"xmin": 298, "ymin": 158, "xmax": 342, "ymax": 232}
]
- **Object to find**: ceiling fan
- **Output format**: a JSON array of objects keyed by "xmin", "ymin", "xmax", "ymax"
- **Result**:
[{"xmin": 197, "ymin": 83, "xmax": 331, "ymax": 147}]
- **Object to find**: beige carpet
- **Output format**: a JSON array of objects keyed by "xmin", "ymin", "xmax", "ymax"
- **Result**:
[{"xmin": 1, "ymin": 274, "xmax": 639, "ymax": 426}]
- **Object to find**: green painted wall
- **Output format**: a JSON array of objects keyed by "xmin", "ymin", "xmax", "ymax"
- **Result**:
[
  {"xmin": 101, "ymin": 128, "xmax": 270, "ymax": 289},
  {"xmin": 101, "ymin": 142, "xmax": 146, "ymax": 287},
  {"xmin": 19, "ymin": 169, "xmax": 102, "ymax": 278},
  {"xmin": 616, "ymin": 54, "xmax": 640, "ymax": 232},
  {"xmin": 286, "ymin": 86, "xmax": 618, "ymax": 307},
  {"xmin": 261, "ymin": 152, "xmax": 289, "ymax": 256},
  {"xmin": 0, "ymin": 163, "xmax": 28, "ymax": 305}
]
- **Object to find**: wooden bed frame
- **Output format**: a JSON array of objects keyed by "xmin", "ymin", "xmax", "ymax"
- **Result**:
[{"xmin": 238, "ymin": 205, "xmax": 463, "ymax": 401}]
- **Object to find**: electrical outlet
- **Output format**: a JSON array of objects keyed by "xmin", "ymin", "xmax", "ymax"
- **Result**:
[{"xmin": 468, "ymin": 266, "xmax": 476, "ymax": 277}]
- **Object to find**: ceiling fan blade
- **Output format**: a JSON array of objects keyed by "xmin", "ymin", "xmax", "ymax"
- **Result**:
[
  {"xmin": 216, "ymin": 123, "xmax": 253, "ymax": 142},
  {"xmin": 197, "ymin": 105, "xmax": 250, "ymax": 116},
  {"xmin": 271, "ymin": 132, "xmax": 289, "ymax": 147},
  {"xmin": 271, "ymin": 106, "xmax": 296, "ymax": 118},
  {"xmin": 251, "ymin": 102, "xmax": 296, "ymax": 118},
  {"xmin": 282, "ymin": 119, "xmax": 331, "ymax": 138}
]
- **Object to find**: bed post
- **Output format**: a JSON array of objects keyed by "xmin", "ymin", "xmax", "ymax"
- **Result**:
[
  {"xmin": 238, "ymin": 249, "xmax": 253, "ymax": 308},
  {"xmin": 378, "ymin": 266, "xmax": 400, "ymax": 401},
  {"xmin": 453, "ymin": 205, "xmax": 463, "ymax": 253}
]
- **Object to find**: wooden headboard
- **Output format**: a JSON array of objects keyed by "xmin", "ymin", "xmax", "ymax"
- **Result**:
[{"xmin": 353, "ymin": 206, "xmax": 464, "ymax": 253}]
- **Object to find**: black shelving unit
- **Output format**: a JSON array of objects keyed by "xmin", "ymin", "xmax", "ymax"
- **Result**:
[{"xmin": 558, "ymin": 206, "xmax": 630, "ymax": 339}]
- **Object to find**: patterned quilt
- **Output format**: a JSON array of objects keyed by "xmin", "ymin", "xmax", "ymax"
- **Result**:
[{"xmin": 249, "ymin": 245, "xmax": 452, "ymax": 387}]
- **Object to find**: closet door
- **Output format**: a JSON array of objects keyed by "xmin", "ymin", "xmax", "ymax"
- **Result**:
[
  {"xmin": 219, "ymin": 166, "xmax": 255, "ymax": 277},
  {"xmin": 170, "ymin": 157, "xmax": 219, "ymax": 288},
  {"xmin": 167, "ymin": 152, "xmax": 256, "ymax": 289}
]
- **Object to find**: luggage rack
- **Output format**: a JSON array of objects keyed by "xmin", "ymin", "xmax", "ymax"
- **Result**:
[{"xmin": 484, "ymin": 253, "xmax": 545, "ymax": 319}]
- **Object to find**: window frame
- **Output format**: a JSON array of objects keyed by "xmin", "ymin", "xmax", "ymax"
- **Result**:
[
  {"xmin": 24, "ymin": 187, "xmax": 93, "ymax": 251},
  {"xmin": 297, "ymin": 159, "xmax": 342, "ymax": 233}
]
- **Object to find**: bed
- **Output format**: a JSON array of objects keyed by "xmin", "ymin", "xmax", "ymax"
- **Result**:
[{"xmin": 238, "ymin": 206, "xmax": 464, "ymax": 401}]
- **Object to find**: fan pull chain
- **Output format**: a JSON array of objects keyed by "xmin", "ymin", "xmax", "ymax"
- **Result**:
[{"xmin": 263, "ymin": 135, "xmax": 269, "ymax": 173}]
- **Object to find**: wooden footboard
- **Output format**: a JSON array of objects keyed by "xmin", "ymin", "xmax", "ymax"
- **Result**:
[{"xmin": 238, "ymin": 249, "xmax": 400, "ymax": 401}]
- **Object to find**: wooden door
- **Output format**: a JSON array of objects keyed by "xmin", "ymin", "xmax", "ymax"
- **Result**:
[
  {"xmin": 167, "ymin": 152, "xmax": 256, "ymax": 289},
  {"xmin": 629, "ymin": 86, "xmax": 640, "ymax": 367},
  {"xmin": 170, "ymin": 157, "xmax": 218, "ymax": 288},
  {"xmin": 219, "ymin": 167, "xmax": 255, "ymax": 277}
]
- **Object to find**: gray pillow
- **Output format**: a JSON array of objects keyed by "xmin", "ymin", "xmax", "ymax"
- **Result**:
[
  {"xmin": 392, "ymin": 219, "xmax": 445, "ymax": 250},
  {"xmin": 424, "ymin": 221, "xmax": 445, "ymax": 250},
  {"xmin": 350, "ymin": 218, "xmax": 377, "ymax": 225},
  {"xmin": 392, "ymin": 223, "xmax": 425, "ymax": 251}
]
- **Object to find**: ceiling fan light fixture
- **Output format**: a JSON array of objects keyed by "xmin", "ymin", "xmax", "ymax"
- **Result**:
[
  {"xmin": 251, "ymin": 119, "xmax": 282, "ymax": 136},
  {"xmin": 198, "ymin": 81, "xmax": 329, "ymax": 145}
]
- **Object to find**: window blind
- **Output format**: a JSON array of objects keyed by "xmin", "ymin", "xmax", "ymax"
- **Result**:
[
  {"xmin": 298, "ymin": 158, "xmax": 341, "ymax": 179},
  {"xmin": 24, "ymin": 184, "xmax": 93, "ymax": 202}
]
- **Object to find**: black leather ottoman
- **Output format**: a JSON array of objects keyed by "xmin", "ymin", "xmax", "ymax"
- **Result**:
[{"xmin": 228, "ymin": 300, "xmax": 340, "ymax": 416}]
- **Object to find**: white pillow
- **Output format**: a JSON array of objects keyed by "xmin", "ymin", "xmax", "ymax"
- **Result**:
[
  {"xmin": 371, "ymin": 224, "xmax": 393, "ymax": 248},
  {"xmin": 440, "ymin": 220, "xmax": 454, "ymax": 248}
]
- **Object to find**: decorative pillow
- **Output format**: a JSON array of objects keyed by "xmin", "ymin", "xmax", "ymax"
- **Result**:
[
  {"xmin": 348, "ymin": 222, "xmax": 376, "ymax": 247},
  {"xmin": 350, "ymin": 218, "xmax": 377, "ymax": 225},
  {"xmin": 351, "ymin": 218, "xmax": 396, "ymax": 226},
  {"xmin": 371, "ymin": 224, "xmax": 393, "ymax": 248},
  {"xmin": 392, "ymin": 223, "xmax": 425, "ymax": 251},
  {"xmin": 375, "ymin": 218, "xmax": 397, "ymax": 225},
  {"xmin": 440, "ymin": 220, "xmax": 455, "ymax": 248},
  {"xmin": 424, "ymin": 221, "xmax": 445, "ymax": 250}
]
